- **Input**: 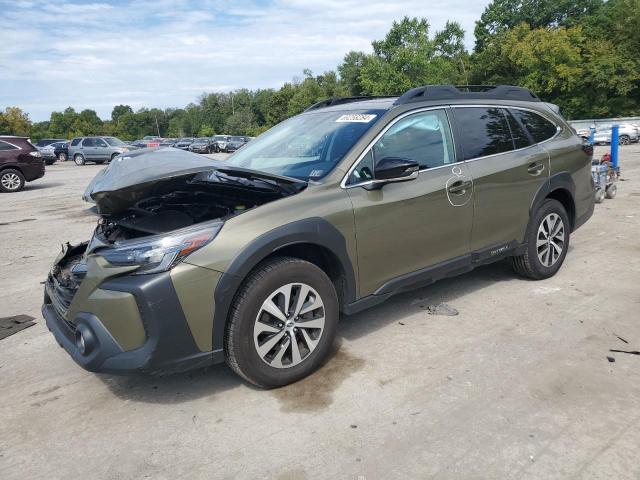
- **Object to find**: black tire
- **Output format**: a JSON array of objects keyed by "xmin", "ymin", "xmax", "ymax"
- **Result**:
[
  {"xmin": 45, "ymin": 159, "xmax": 56, "ymax": 165},
  {"xmin": 58, "ymin": 152, "xmax": 67, "ymax": 162},
  {"xmin": 73, "ymin": 154, "xmax": 85, "ymax": 166},
  {"xmin": 213, "ymin": 144, "xmax": 220, "ymax": 153},
  {"xmin": 0, "ymin": 169, "xmax": 26, "ymax": 193},
  {"xmin": 511, "ymin": 199, "xmax": 570, "ymax": 280},
  {"xmin": 224, "ymin": 257, "xmax": 339, "ymax": 388},
  {"xmin": 605, "ymin": 184, "xmax": 617, "ymax": 199}
]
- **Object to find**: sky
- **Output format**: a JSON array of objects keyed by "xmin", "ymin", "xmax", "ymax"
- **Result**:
[{"xmin": 0, "ymin": 0, "xmax": 490, "ymax": 121}]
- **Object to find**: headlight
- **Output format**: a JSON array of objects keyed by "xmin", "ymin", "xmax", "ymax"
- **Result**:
[{"xmin": 98, "ymin": 222, "xmax": 223, "ymax": 274}]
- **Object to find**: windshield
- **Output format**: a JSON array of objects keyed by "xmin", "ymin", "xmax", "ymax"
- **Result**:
[
  {"xmin": 213, "ymin": 136, "xmax": 227, "ymax": 141},
  {"xmin": 226, "ymin": 109, "xmax": 383, "ymax": 180},
  {"xmin": 179, "ymin": 138, "xmax": 194, "ymax": 142},
  {"xmin": 105, "ymin": 137, "xmax": 126, "ymax": 146},
  {"xmin": 229, "ymin": 136, "xmax": 244, "ymax": 142},
  {"xmin": 194, "ymin": 137, "xmax": 208, "ymax": 142}
]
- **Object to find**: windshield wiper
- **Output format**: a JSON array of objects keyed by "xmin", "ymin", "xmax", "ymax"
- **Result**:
[{"xmin": 211, "ymin": 171, "xmax": 286, "ymax": 194}]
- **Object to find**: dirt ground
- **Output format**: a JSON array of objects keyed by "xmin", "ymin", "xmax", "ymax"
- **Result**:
[{"xmin": 1, "ymin": 146, "xmax": 639, "ymax": 479}]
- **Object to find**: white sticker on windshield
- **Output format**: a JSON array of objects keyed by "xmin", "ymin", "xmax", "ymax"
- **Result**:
[{"xmin": 336, "ymin": 114, "xmax": 377, "ymax": 123}]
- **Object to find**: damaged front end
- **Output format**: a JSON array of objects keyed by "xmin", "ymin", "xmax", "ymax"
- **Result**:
[{"xmin": 43, "ymin": 149, "xmax": 306, "ymax": 373}]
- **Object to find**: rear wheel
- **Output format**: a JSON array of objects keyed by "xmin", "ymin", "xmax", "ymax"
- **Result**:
[
  {"xmin": 595, "ymin": 188, "xmax": 605, "ymax": 204},
  {"xmin": 224, "ymin": 257, "xmax": 339, "ymax": 388},
  {"xmin": 606, "ymin": 184, "xmax": 617, "ymax": 199},
  {"xmin": 73, "ymin": 154, "xmax": 85, "ymax": 166},
  {"xmin": 0, "ymin": 169, "xmax": 26, "ymax": 193},
  {"xmin": 511, "ymin": 199, "xmax": 570, "ymax": 280}
]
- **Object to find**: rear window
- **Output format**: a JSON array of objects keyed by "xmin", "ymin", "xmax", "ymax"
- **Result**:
[
  {"xmin": 509, "ymin": 109, "xmax": 558, "ymax": 143},
  {"xmin": 454, "ymin": 107, "xmax": 514, "ymax": 160},
  {"xmin": 505, "ymin": 110, "xmax": 532, "ymax": 149},
  {"xmin": 71, "ymin": 138, "xmax": 82, "ymax": 146},
  {"xmin": 0, "ymin": 140, "xmax": 18, "ymax": 151}
]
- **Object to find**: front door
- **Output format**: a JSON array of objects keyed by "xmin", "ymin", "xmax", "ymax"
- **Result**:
[{"xmin": 345, "ymin": 108, "xmax": 474, "ymax": 297}]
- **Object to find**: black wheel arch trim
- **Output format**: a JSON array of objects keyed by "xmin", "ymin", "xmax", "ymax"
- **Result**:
[
  {"xmin": 211, "ymin": 217, "xmax": 357, "ymax": 351},
  {"xmin": 530, "ymin": 172, "xmax": 576, "ymax": 230}
]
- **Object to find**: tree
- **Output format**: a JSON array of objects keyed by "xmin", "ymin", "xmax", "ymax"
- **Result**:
[
  {"xmin": 356, "ymin": 17, "xmax": 468, "ymax": 95},
  {"xmin": 111, "ymin": 105, "xmax": 133, "ymax": 123},
  {"xmin": 474, "ymin": 0, "xmax": 603, "ymax": 52},
  {"xmin": 338, "ymin": 51, "xmax": 368, "ymax": 96},
  {"xmin": 0, "ymin": 107, "xmax": 31, "ymax": 135}
]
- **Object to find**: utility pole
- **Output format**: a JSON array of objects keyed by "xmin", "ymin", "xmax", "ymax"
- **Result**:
[
  {"xmin": 231, "ymin": 93, "xmax": 235, "ymax": 116},
  {"xmin": 155, "ymin": 115, "xmax": 161, "ymax": 137}
]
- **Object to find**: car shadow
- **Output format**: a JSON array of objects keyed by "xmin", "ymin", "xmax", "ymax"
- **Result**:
[
  {"xmin": 98, "ymin": 260, "xmax": 518, "ymax": 404},
  {"xmin": 21, "ymin": 182, "xmax": 64, "ymax": 190}
]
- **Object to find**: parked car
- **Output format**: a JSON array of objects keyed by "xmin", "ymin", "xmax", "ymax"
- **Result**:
[
  {"xmin": 52, "ymin": 141, "xmax": 70, "ymax": 162},
  {"xmin": 0, "ymin": 136, "xmax": 44, "ymax": 192},
  {"xmin": 174, "ymin": 137, "xmax": 195, "ymax": 150},
  {"xmin": 212, "ymin": 135, "xmax": 231, "ymax": 152},
  {"xmin": 225, "ymin": 136, "xmax": 248, "ymax": 152},
  {"xmin": 35, "ymin": 138, "xmax": 66, "ymax": 149},
  {"xmin": 592, "ymin": 124, "xmax": 639, "ymax": 145},
  {"xmin": 43, "ymin": 85, "xmax": 594, "ymax": 387},
  {"xmin": 159, "ymin": 138, "xmax": 177, "ymax": 147},
  {"xmin": 68, "ymin": 136, "xmax": 137, "ymax": 165},
  {"xmin": 188, "ymin": 137, "xmax": 215, "ymax": 154},
  {"xmin": 39, "ymin": 140, "xmax": 70, "ymax": 164}
]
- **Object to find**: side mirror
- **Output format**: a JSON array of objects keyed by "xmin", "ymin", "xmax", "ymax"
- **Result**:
[{"xmin": 364, "ymin": 156, "xmax": 419, "ymax": 190}]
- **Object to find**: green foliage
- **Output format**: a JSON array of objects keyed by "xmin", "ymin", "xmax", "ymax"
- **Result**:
[
  {"xmin": 0, "ymin": 107, "xmax": 31, "ymax": 136},
  {"xmin": 11, "ymin": 5, "xmax": 640, "ymax": 141}
]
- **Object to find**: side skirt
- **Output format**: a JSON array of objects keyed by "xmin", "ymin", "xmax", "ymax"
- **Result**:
[{"xmin": 343, "ymin": 241, "xmax": 525, "ymax": 316}]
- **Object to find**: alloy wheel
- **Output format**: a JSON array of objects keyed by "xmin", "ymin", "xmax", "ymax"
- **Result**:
[
  {"xmin": 1, "ymin": 172, "xmax": 21, "ymax": 191},
  {"xmin": 536, "ymin": 213, "xmax": 565, "ymax": 267},
  {"xmin": 58, "ymin": 153, "xmax": 67, "ymax": 161},
  {"xmin": 253, "ymin": 283, "xmax": 325, "ymax": 369}
]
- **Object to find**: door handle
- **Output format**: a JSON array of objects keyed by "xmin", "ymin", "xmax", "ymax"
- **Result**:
[
  {"xmin": 448, "ymin": 180, "xmax": 472, "ymax": 194},
  {"xmin": 527, "ymin": 162, "xmax": 544, "ymax": 175}
]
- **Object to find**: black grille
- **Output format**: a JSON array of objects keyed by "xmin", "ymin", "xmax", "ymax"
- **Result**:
[{"xmin": 46, "ymin": 255, "xmax": 86, "ymax": 324}]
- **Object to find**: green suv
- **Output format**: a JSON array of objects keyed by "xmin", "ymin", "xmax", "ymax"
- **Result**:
[{"xmin": 43, "ymin": 85, "xmax": 594, "ymax": 388}]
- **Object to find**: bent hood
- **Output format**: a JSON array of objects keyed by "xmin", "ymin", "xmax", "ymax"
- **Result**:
[
  {"xmin": 83, "ymin": 148, "xmax": 224, "ymax": 214},
  {"xmin": 83, "ymin": 147, "xmax": 305, "ymax": 215}
]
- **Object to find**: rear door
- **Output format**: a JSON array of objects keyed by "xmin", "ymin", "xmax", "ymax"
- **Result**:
[
  {"xmin": 451, "ymin": 106, "xmax": 550, "ymax": 254},
  {"xmin": 346, "ymin": 108, "xmax": 474, "ymax": 296}
]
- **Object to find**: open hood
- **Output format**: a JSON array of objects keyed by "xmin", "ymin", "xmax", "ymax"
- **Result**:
[{"xmin": 83, "ymin": 147, "xmax": 305, "ymax": 215}]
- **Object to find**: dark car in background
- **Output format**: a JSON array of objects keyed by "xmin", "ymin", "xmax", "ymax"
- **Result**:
[
  {"xmin": 0, "ymin": 136, "xmax": 45, "ymax": 192},
  {"xmin": 174, "ymin": 137, "xmax": 195, "ymax": 150},
  {"xmin": 159, "ymin": 138, "xmax": 177, "ymax": 147},
  {"xmin": 39, "ymin": 141, "xmax": 70, "ymax": 164},
  {"xmin": 35, "ymin": 138, "xmax": 66, "ymax": 149},
  {"xmin": 225, "ymin": 136, "xmax": 248, "ymax": 152},
  {"xmin": 188, "ymin": 137, "xmax": 215, "ymax": 154}
]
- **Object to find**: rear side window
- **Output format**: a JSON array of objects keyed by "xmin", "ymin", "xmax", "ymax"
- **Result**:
[
  {"xmin": 71, "ymin": 138, "xmax": 82, "ymax": 146},
  {"xmin": 454, "ymin": 107, "xmax": 514, "ymax": 160},
  {"xmin": 505, "ymin": 110, "xmax": 532, "ymax": 149},
  {"xmin": 82, "ymin": 138, "xmax": 95, "ymax": 147},
  {"xmin": 509, "ymin": 109, "xmax": 558, "ymax": 143},
  {"xmin": 0, "ymin": 141, "xmax": 18, "ymax": 151}
]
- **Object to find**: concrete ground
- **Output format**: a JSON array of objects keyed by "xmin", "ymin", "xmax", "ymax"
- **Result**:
[{"xmin": 1, "ymin": 146, "xmax": 639, "ymax": 480}]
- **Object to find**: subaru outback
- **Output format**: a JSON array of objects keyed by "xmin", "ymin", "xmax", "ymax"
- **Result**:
[{"xmin": 43, "ymin": 85, "xmax": 594, "ymax": 388}]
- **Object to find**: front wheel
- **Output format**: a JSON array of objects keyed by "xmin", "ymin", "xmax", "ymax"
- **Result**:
[
  {"xmin": 0, "ymin": 169, "xmax": 26, "ymax": 193},
  {"xmin": 511, "ymin": 199, "xmax": 570, "ymax": 280},
  {"xmin": 224, "ymin": 257, "xmax": 339, "ymax": 388},
  {"xmin": 620, "ymin": 135, "xmax": 630, "ymax": 146},
  {"xmin": 606, "ymin": 184, "xmax": 617, "ymax": 199}
]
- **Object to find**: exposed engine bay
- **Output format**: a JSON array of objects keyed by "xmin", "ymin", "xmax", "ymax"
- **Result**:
[{"xmin": 93, "ymin": 170, "xmax": 302, "ymax": 244}]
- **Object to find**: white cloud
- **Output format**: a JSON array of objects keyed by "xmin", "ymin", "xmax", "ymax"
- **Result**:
[{"xmin": 0, "ymin": 0, "xmax": 490, "ymax": 120}]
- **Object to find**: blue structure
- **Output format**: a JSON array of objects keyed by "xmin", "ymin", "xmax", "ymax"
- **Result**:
[{"xmin": 611, "ymin": 124, "xmax": 619, "ymax": 170}]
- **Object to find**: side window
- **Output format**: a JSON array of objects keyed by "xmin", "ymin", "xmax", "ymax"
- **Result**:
[
  {"xmin": 347, "ymin": 150, "xmax": 374, "ymax": 184},
  {"xmin": 95, "ymin": 138, "xmax": 108, "ymax": 147},
  {"xmin": 82, "ymin": 138, "xmax": 95, "ymax": 147},
  {"xmin": 0, "ymin": 141, "xmax": 18, "ymax": 151},
  {"xmin": 454, "ymin": 107, "xmax": 514, "ymax": 160},
  {"xmin": 372, "ymin": 109, "xmax": 455, "ymax": 170},
  {"xmin": 505, "ymin": 110, "xmax": 533, "ymax": 149},
  {"xmin": 71, "ymin": 138, "xmax": 81, "ymax": 146},
  {"xmin": 510, "ymin": 109, "xmax": 558, "ymax": 143}
]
